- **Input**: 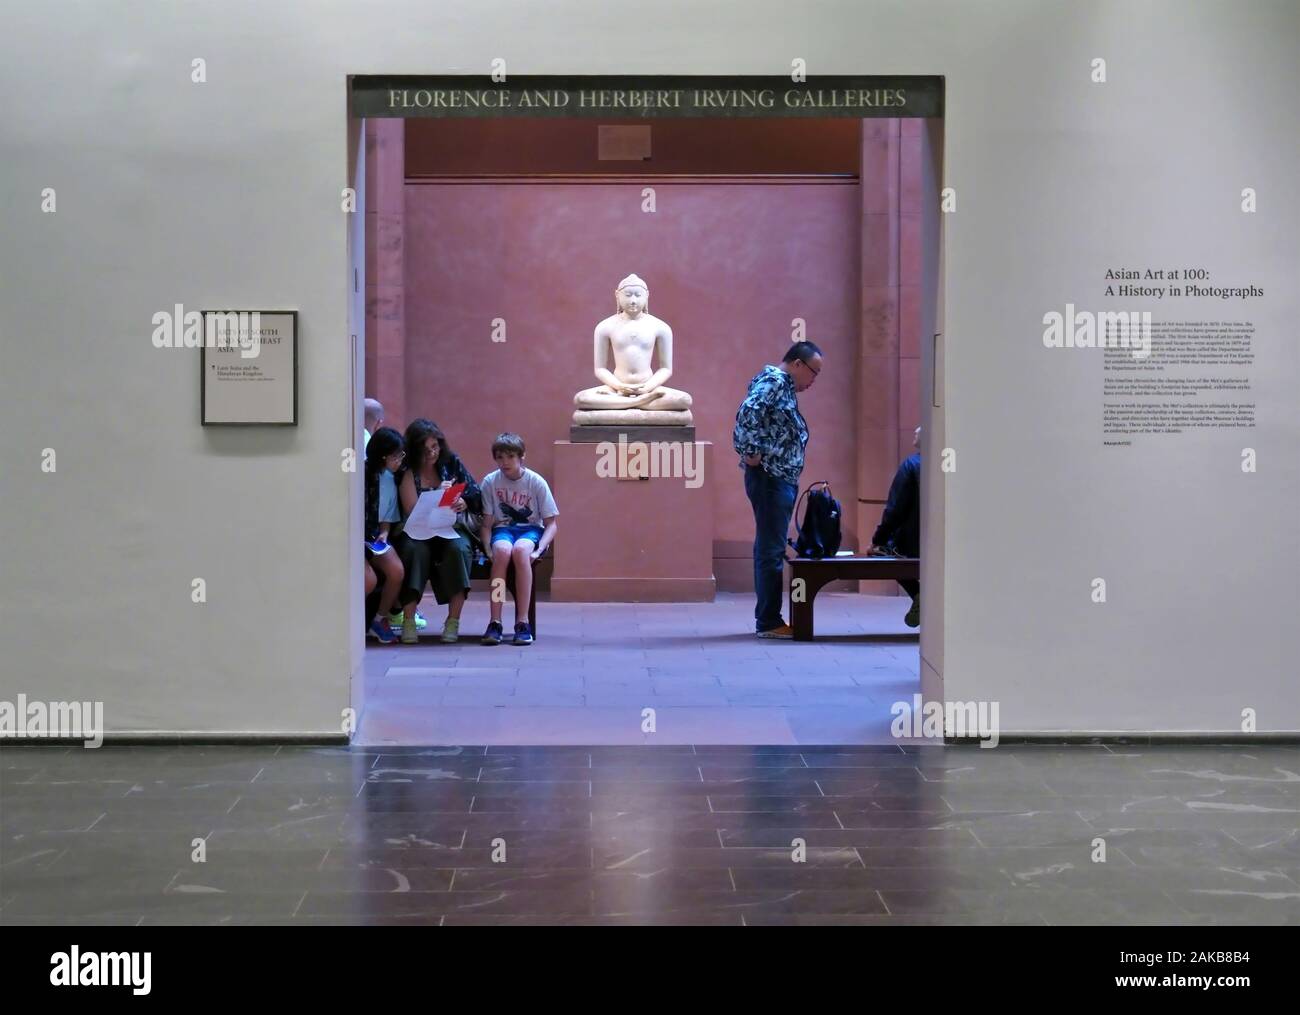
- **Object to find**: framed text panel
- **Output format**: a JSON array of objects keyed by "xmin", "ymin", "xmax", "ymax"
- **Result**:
[{"xmin": 200, "ymin": 310, "xmax": 298, "ymax": 426}]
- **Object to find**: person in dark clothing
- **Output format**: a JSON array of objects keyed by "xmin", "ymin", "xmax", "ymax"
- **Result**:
[
  {"xmin": 363, "ymin": 426, "xmax": 406, "ymax": 643},
  {"xmin": 393, "ymin": 418, "xmax": 484, "ymax": 644},
  {"xmin": 869, "ymin": 426, "xmax": 921, "ymax": 628}
]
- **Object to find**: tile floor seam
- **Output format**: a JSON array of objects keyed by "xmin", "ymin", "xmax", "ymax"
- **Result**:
[{"xmin": 1112, "ymin": 846, "xmax": 1137, "ymax": 868}]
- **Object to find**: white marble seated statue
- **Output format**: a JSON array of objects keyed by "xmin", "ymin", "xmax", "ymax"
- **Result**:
[{"xmin": 573, "ymin": 274, "xmax": 693, "ymax": 426}]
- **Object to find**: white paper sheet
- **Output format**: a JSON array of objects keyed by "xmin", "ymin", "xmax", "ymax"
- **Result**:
[{"xmin": 402, "ymin": 490, "xmax": 459, "ymax": 540}]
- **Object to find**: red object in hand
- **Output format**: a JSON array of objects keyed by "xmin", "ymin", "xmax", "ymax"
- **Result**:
[{"xmin": 438, "ymin": 482, "xmax": 466, "ymax": 508}]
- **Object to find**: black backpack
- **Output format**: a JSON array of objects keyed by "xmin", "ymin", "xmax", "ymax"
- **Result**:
[{"xmin": 790, "ymin": 481, "xmax": 842, "ymax": 559}]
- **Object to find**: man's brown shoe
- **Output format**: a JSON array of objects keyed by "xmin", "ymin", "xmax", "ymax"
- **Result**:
[{"xmin": 757, "ymin": 623, "xmax": 794, "ymax": 640}]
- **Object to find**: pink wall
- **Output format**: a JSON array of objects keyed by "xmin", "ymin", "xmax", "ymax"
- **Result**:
[
  {"xmin": 364, "ymin": 119, "xmax": 408, "ymax": 429},
  {"xmin": 856, "ymin": 118, "xmax": 929, "ymax": 594},
  {"xmin": 400, "ymin": 179, "xmax": 861, "ymax": 586},
  {"xmin": 365, "ymin": 116, "xmax": 930, "ymax": 596}
]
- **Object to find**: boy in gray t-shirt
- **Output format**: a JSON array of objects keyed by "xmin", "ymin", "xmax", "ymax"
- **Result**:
[{"xmin": 478, "ymin": 432, "xmax": 559, "ymax": 646}]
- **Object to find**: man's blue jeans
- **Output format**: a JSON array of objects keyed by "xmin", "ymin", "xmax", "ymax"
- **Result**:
[{"xmin": 744, "ymin": 464, "xmax": 797, "ymax": 632}]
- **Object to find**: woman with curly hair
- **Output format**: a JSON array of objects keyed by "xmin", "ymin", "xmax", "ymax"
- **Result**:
[{"xmin": 392, "ymin": 418, "xmax": 482, "ymax": 644}]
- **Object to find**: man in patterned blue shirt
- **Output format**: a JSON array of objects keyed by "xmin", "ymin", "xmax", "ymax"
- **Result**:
[{"xmin": 732, "ymin": 341, "xmax": 824, "ymax": 638}]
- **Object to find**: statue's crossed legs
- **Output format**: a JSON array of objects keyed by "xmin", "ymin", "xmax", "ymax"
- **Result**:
[
  {"xmin": 573, "ymin": 385, "xmax": 693, "ymax": 412},
  {"xmin": 573, "ymin": 385, "xmax": 694, "ymax": 426}
]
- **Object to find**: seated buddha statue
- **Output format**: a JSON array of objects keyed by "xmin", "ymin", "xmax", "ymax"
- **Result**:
[{"xmin": 573, "ymin": 273, "xmax": 693, "ymax": 426}]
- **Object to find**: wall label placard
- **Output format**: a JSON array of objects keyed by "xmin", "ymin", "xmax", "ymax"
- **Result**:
[
  {"xmin": 200, "ymin": 310, "xmax": 298, "ymax": 426},
  {"xmin": 350, "ymin": 75, "xmax": 944, "ymax": 119}
]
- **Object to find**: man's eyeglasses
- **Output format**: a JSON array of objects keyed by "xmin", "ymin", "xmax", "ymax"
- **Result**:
[{"xmin": 798, "ymin": 358, "xmax": 820, "ymax": 378}]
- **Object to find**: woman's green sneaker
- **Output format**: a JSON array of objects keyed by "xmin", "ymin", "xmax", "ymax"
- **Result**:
[
  {"xmin": 390, "ymin": 610, "xmax": 427, "ymax": 631},
  {"xmin": 441, "ymin": 617, "xmax": 460, "ymax": 643},
  {"xmin": 401, "ymin": 614, "xmax": 419, "ymax": 644}
]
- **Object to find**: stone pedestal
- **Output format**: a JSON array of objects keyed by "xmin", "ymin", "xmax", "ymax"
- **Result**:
[
  {"xmin": 572, "ymin": 408, "xmax": 694, "ymax": 427},
  {"xmin": 570, "ymin": 424, "xmax": 695, "ymax": 444},
  {"xmin": 551, "ymin": 440, "xmax": 715, "ymax": 602}
]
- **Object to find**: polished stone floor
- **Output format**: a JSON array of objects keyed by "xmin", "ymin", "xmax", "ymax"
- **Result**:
[
  {"xmin": 361, "ymin": 592, "xmax": 920, "ymax": 744},
  {"xmin": 2, "ymin": 742, "xmax": 1298, "ymax": 925}
]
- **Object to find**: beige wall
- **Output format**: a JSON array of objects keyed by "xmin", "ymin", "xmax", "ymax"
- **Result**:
[{"xmin": 1, "ymin": 1, "xmax": 1295, "ymax": 734}]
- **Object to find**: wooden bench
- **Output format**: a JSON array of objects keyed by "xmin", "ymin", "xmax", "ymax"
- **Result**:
[{"xmin": 789, "ymin": 554, "xmax": 920, "ymax": 641}]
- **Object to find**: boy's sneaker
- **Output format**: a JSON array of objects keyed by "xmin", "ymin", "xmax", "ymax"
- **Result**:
[
  {"xmin": 400, "ymin": 614, "xmax": 419, "ymax": 644},
  {"xmin": 370, "ymin": 618, "xmax": 398, "ymax": 644},
  {"xmin": 441, "ymin": 617, "xmax": 460, "ymax": 644},
  {"xmin": 904, "ymin": 596, "xmax": 920, "ymax": 628},
  {"xmin": 513, "ymin": 622, "xmax": 534, "ymax": 646},
  {"xmin": 481, "ymin": 621, "xmax": 504, "ymax": 646},
  {"xmin": 756, "ymin": 623, "xmax": 794, "ymax": 640},
  {"xmin": 390, "ymin": 609, "xmax": 426, "ymax": 631}
]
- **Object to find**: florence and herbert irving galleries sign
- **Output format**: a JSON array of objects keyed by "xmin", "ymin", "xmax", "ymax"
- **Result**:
[{"xmin": 351, "ymin": 75, "xmax": 943, "ymax": 119}]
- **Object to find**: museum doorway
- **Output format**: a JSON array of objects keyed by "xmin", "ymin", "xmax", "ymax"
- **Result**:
[{"xmin": 347, "ymin": 75, "xmax": 945, "ymax": 745}]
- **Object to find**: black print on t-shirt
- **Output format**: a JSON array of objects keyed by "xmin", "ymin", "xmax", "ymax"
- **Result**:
[{"xmin": 500, "ymin": 501, "xmax": 534, "ymax": 524}]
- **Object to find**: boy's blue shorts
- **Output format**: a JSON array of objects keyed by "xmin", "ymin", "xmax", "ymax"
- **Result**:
[{"xmin": 491, "ymin": 524, "xmax": 544, "ymax": 547}]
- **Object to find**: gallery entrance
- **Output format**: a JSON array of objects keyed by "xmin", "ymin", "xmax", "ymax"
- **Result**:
[{"xmin": 346, "ymin": 75, "xmax": 945, "ymax": 745}]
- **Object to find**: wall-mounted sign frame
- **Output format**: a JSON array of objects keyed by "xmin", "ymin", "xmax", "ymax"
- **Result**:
[
  {"xmin": 200, "ymin": 310, "xmax": 298, "ymax": 426},
  {"xmin": 350, "ymin": 74, "xmax": 944, "ymax": 120}
]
